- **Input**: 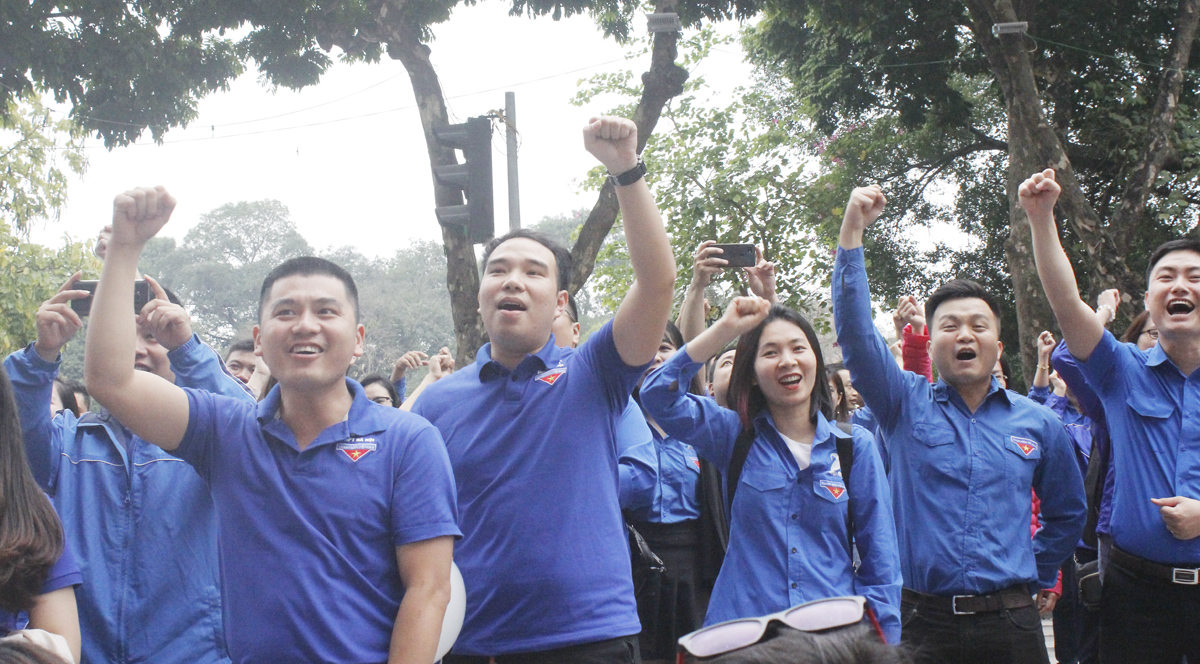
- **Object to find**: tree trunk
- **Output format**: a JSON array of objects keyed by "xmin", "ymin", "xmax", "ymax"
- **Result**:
[
  {"xmin": 568, "ymin": 0, "xmax": 690, "ymax": 294},
  {"xmin": 389, "ymin": 38, "xmax": 486, "ymax": 366}
]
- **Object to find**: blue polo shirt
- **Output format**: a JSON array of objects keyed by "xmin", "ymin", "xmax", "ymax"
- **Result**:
[
  {"xmin": 834, "ymin": 246, "xmax": 1086, "ymax": 594},
  {"xmin": 413, "ymin": 322, "xmax": 644, "ymax": 655},
  {"xmin": 177, "ymin": 378, "xmax": 461, "ymax": 664},
  {"xmin": 640, "ymin": 350, "xmax": 902, "ymax": 642},
  {"xmin": 1075, "ymin": 330, "xmax": 1200, "ymax": 564}
]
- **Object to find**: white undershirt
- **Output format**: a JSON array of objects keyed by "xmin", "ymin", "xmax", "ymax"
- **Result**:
[{"xmin": 778, "ymin": 431, "xmax": 813, "ymax": 471}]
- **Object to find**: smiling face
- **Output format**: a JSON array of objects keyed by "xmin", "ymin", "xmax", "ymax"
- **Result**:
[
  {"xmin": 710, "ymin": 348, "xmax": 736, "ymax": 407},
  {"xmin": 479, "ymin": 237, "xmax": 566, "ymax": 363},
  {"xmin": 1144, "ymin": 249, "xmax": 1200, "ymax": 344},
  {"xmin": 253, "ymin": 274, "xmax": 364, "ymax": 393},
  {"xmin": 753, "ymin": 320, "xmax": 818, "ymax": 414},
  {"xmin": 928, "ymin": 297, "xmax": 1001, "ymax": 392}
]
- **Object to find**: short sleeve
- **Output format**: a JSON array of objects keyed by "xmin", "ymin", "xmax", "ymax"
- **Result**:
[
  {"xmin": 1075, "ymin": 330, "xmax": 1123, "ymax": 400},
  {"xmin": 42, "ymin": 519, "xmax": 82, "ymax": 594},
  {"xmin": 576, "ymin": 321, "xmax": 649, "ymax": 413},
  {"xmin": 176, "ymin": 387, "xmax": 254, "ymax": 482},
  {"xmin": 391, "ymin": 422, "xmax": 461, "ymax": 546}
]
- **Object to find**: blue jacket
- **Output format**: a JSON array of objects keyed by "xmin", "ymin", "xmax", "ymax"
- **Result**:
[
  {"xmin": 641, "ymin": 349, "xmax": 902, "ymax": 643},
  {"xmin": 6, "ymin": 335, "xmax": 253, "ymax": 664}
]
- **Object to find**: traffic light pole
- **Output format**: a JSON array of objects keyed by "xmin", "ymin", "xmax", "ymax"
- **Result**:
[{"xmin": 505, "ymin": 92, "xmax": 520, "ymax": 231}]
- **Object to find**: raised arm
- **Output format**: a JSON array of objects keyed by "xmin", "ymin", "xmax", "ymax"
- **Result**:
[
  {"xmin": 84, "ymin": 187, "xmax": 190, "ymax": 451},
  {"xmin": 1019, "ymin": 170, "xmax": 1105, "ymax": 360},
  {"xmin": 678, "ymin": 241, "xmax": 722, "ymax": 344},
  {"xmin": 897, "ymin": 296, "xmax": 933, "ymax": 382},
  {"xmin": 1031, "ymin": 331, "xmax": 1056, "ymax": 393},
  {"xmin": 585, "ymin": 117, "xmax": 677, "ymax": 367},
  {"xmin": 833, "ymin": 186, "xmax": 913, "ymax": 432}
]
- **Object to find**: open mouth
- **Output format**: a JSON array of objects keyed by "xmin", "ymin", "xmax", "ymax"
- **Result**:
[
  {"xmin": 290, "ymin": 344, "xmax": 321, "ymax": 356},
  {"xmin": 1167, "ymin": 299, "xmax": 1195, "ymax": 316},
  {"xmin": 497, "ymin": 299, "xmax": 527, "ymax": 312},
  {"xmin": 779, "ymin": 374, "xmax": 802, "ymax": 387},
  {"xmin": 956, "ymin": 348, "xmax": 977, "ymax": 361}
]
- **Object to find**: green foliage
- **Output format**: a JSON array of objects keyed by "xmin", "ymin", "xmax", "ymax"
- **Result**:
[
  {"xmin": 0, "ymin": 92, "xmax": 86, "ymax": 234},
  {"xmin": 0, "ymin": 222, "xmax": 100, "ymax": 358}
]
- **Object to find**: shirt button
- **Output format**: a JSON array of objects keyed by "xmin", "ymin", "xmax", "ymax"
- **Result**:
[
  {"xmin": 971, "ymin": 418, "xmax": 976, "ymax": 423},
  {"xmin": 791, "ymin": 513, "xmax": 798, "ymax": 520},
  {"xmin": 791, "ymin": 582, "xmax": 798, "ymax": 589},
  {"xmin": 791, "ymin": 547, "xmax": 798, "ymax": 554}
]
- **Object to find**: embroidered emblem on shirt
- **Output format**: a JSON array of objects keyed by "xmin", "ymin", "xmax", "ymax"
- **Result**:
[
  {"xmin": 1011, "ymin": 436, "xmax": 1038, "ymax": 456},
  {"xmin": 337, "ymin": 441, "xmax": 377, "ymax": 461},
  {"xmin": 819, "ymin": 479, "xmax": 846, "ymax": 499},
  {"xmin": 535, "ymin": 367, "xmax": 567, "ymax": 385},
  {"xmin": 830, "ymin": 452, "xmax": 843, "ymax": 477},
  {"xmin": 689, "ymin": 456, "xmax": 700, "ymax": 469}
]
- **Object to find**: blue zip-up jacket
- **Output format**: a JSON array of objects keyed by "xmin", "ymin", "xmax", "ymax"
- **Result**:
[
  {"xmin": 833, "ymin": 246, "xmax": 1086, "ymax": 595},
  {"xmin": 6, "ymin": 334, "xmax": 253, "ymax": 664},
  {"xmin": 641, "ymin": 349, "xmax": 902, "ymax": 643}
]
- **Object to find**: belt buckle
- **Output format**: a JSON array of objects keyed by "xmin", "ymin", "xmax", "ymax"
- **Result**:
[
  {"xmin": 1172, "ymin": 568, "xmax": 1200, "ymax": 585},
  {"xmin": 951, "ymin": 595, "xmax": 976, "ymax": 615}
]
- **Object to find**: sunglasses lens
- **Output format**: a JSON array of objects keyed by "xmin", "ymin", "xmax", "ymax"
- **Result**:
[
  {"xmin": 781, "ymin": 597, "xmax": 864, "ymax": 632},
  {"xmin": 684, "ymin": 620, "xmax": 765, "ymax": 657}
]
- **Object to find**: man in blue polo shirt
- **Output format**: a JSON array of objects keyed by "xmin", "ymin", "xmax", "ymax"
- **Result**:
[
  {"xmin": 82, "ymin": 186, "xmax": 461, "ymax": 664},
  {"xmin": 833, "ymin": 184, "xmax": 1086, "ymax": 664},
  {"xmin": 414, "ymin": 115, "xmax": 676, "ymax": 663},
  {"xmin": 1022, "ymin": 168, "xmax": 1200, "ymax": 664}
]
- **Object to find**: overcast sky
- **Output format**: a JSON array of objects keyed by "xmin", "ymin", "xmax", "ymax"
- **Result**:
[{"xmin": 30, "ymin": 3, "xmax": 754, "ymax": 259}]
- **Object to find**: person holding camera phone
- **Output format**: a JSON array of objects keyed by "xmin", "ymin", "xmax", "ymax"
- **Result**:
[{"xmin": 4, "ymin": 267, "xmax": 255, "ymax": 664}]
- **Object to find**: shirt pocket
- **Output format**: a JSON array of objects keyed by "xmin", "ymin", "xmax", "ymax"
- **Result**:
[
  {"xmin": 910, "ymin": 422, "xmax": 957, "ymax": 480},
  {"xmin": 735, "ymin": 466, "xmax": 790, "ymax": 529},
  {"xmin": 1126, "ymin": 391, "xmax": 1175, "ymax": 420},
  {"xmin": 1003, "ymin": 435, "xmax": 1042, "ymax": 487}
]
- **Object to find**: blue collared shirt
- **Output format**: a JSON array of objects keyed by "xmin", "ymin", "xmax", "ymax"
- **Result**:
[
  {"xmin": 1075, "ymin": 330, "xmax": 1200, "ymax": 564},
  {"xmin": 1052, "ymin": 341, "xmax": 1115, "ymax": 538},
  {"xmin": 5, "ymin": 335, "xmax": 250, "ymax": 664},
  {"xmin": 640, "ymin": 349, "xmax": 902, "ymax": 643},
  {"xmin": 616, "ymin": 399, "xmax": 658, "ymax": 512},
  {"xmin": 177, "ymin": 378, "xmax": 461, "ymax": 664},
  {"xmin": 413, "ymin": 322, "xmax": 644, "ymax": 655},
  {"xmin": 626, "ymin": 424, "xmax": 701, "ymax": 524},
  {"xmin": 834, "ymin": 246, "xmax": 1086, "ymax": 594}
]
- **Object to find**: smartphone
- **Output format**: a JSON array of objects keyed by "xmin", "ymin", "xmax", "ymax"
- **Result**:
[
  {"xmin": 711, "ymin": 243, "xmax": 757, "ymax": 268},
  {"xmin": 70, "ymin": 280, "xmax": 151, "ymax": 316}
]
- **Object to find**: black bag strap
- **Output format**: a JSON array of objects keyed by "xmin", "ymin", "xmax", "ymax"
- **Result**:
[
  {"xmin": 725, "ymin": 426, "xmax": 758, "ymax": 511},
  {"xmin": 835, "ymin": 422, "xmax": 856, "ymax": 557}
]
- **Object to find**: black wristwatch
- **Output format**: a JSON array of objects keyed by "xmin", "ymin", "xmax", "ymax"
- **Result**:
[{"xmin": 607, "ymin": 158, "xmax": 647, "ymax": 187}]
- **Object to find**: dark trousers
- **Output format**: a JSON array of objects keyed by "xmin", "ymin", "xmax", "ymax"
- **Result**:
[
  {"xmin": 443, "ymin": 634, "xmax": 641, "ymax": 664},
  {"xmin": 1099, "ymin": 559, "xmax": 1200, "ymax": 664},
  {"xmin": 900, "ymin": 598, "xmax": 1050, "ymax": 664}
]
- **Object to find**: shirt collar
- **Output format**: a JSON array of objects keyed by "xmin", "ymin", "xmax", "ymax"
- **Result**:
[
  {"xmin": 751, "ymin": 409, "xmax": 847, "ymax": 446},
  {"xmin": 932, "ymin": 375, "xmax": 1013, "ymax": 406},
  {"xmin": 257, "ymin": 378, "xmax": 389, "ymax": 439},
  {"xmin": 475, "ymin": 335, "xmax": 561, "ymax": 382},
  {"xmin": 1145, "ymin": 342, "xmax": 1171, "ymax": 368}
]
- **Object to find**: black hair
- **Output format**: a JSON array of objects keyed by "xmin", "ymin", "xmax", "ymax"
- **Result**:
[
  {"xmin": 923, "ymin": 280, "xmax": 1002, "ymax": 331},
  {"xmin": 998, "ymin": 353, "xmax": 1013, "ymax": 389},
  {"xmin": 258, "ymin": 257, "xmax": 360, "ymax": 322},
  {"xmin": 1121, "ymin": 310, "xmax": 1153, "ymax": 344},
  {"xmin": 162, "ymin": 286, "xmax": 182, "ymax": 306},
  {"xmin": 1146, "ymin": 237, "xmax": 1200, "ymax": 284},
  {"xmin": 565, "ymin": 293, "xmax": 579, "ymax": 323},
  {"xmin": 0, "ymin": 367, "xmax": 65, "ymax": 614},
  {"xmin": 224, "ymin": 339, "xmax": 255, "ymax": 360},
  {"xmin": 727, "ymin": 305, "xmax": 834, "ymax": 428},
  {"xmin": 688, "ymin": 620, "xmax": 910, "ymax": 664},
  {"xmin": 481, "ymin": 229, "xmax": 573, "ymax": 293},
  {"xmin": 828, "ymin": 366, "xmax": 851, "ymax": 424},
  {"xmin": 65, "ymin": 380, "xmax": 90, "ymax": 412},
  {"xmin": 52, "ymin": 380, "xmax": 81, "ymax": 418},
  {"xmin": 360, "ymin": 373, "xmax": 401, "ymax": 408}
]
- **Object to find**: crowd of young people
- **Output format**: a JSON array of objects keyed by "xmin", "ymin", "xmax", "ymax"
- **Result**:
[{"xmin": 0, "ymin": 115, "xmax": 1195, "ymax": 664}]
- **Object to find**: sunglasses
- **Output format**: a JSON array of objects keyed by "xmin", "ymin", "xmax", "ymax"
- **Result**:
[{"xmin": 676, "ymin": 596, "xmax": 883, "ymax": 661}]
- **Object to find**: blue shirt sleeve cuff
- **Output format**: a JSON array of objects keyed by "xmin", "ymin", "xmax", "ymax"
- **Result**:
[
  {"xmin": 166, "ymin": 333, "xmax": 204, "ymax": 365},
  {"xmin": 21, "ymin": 343, "xmax": 61, "ymax": 371}
]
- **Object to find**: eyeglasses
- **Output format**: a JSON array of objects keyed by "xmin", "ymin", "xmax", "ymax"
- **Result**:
[
  {"xmin": 676, "ymin": 596, "xmax": 883, "ymax": 660},
  {"xmin": 370, "ymin": 396, "xmax": 394, "ymax": 406},
  {"xmin": 1141, "ymin": 328, "xmax": 1160, "ymax": 340}
]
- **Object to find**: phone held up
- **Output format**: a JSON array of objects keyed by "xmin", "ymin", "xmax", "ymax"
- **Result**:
[
  {"xmin": 70, "ymin": 280, "xmax": 151, "ymax": 316},
  {"xmin": 711, "ymin": 243, "xmax": 757, "ymax": 268}
]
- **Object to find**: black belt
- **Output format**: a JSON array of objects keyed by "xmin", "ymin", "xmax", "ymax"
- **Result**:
[
  {"xmin": 902, "ymin": 585, "xmax": 1034, "ymax": 615},
  {"xmin": 1111, "ymin": 546, "xmax": 1200, "ymax": 586}
]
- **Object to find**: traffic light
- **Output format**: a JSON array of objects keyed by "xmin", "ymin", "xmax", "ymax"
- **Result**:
[{"xmin": 433, "ymin": 116, "xmax": 494, "ymax": 244}]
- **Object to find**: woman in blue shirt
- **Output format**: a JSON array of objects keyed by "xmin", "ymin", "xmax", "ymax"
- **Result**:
[
  {"xmin": 0, "ymin": 367, "xmax": 81, "ymax": 662},
  {"xmin": 640, "ymin": 297, "xmax": 902, "ymax": 643},
  {"xmin": 629, "ymin": 321, "xmax": 714, "ymax": 662}
]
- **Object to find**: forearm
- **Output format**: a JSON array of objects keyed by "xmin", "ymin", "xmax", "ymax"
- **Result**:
[
  {"xmin": 677, "ymin": 282, "xmax": 707, "ymax": 344},
  {"xmin": 684, "ymin": 320, "xmax": 740, "ymax": 364},
  {"xmin": 1032, "ymin": 363, "xmax": 1051, "ymax": 389},
  {"xmin": 399, "ymin": 373, "xmax": 435, "ymax": 412},
  {"xmin": 611, "ymin": 180, "xmax": 676, "ymax": 366},
  {"xmin": 1028, "ymin": 214, "xmax": 1103, "ymax": 359},
  {"xmin": 84, "ymin": 244, "xmax": 141, "ymax": 398},
  {"xmin": 387, "ymin": 584, "xmax": 450, "ymax": 664}
]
